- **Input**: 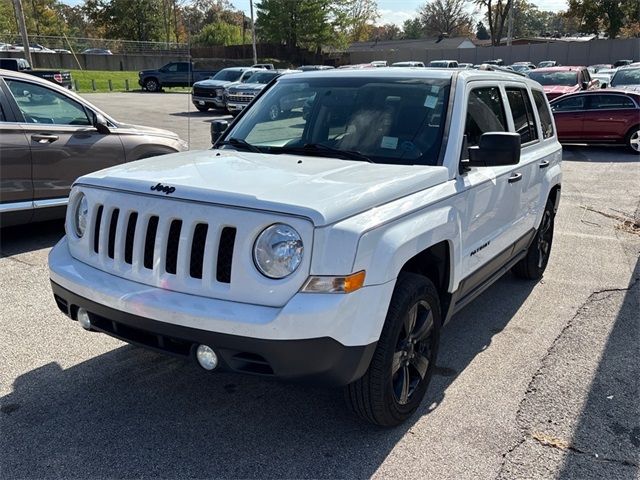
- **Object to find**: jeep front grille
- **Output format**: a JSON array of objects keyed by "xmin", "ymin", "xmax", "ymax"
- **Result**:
[{"xmin": 92, "ymin": 206, "xmax": 236, "ymax": 284}]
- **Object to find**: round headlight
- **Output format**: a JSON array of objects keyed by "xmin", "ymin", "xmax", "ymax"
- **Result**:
[
  {"xmin": 253, "ymin": 224, "xmax": 303, "ymax": 279},
  {"xmin": 73, "ymin": 193, "xmax": 88, "ymax": 238}
]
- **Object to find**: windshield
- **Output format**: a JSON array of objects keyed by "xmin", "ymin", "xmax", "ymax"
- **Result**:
[
  {"xmin": 529, "ymin": 71, "xmax": 578, "ymax": 86},
  {"xmin": 611, "ymin": 68, "xmax": 640, "ymax": 86},
  {"xmin": 246, "ymin": 72, "xmax": 279, "ymax": 84},
  {"xmin": 430, "ymin": 61, "xmax": 449, "ymax": 67},
  {"xmin": 223, "ymin": 75, "xmax": 451, "ymax": 166},
  {"xmin": 212, "ymin": 69, "xmax": 243, "ymax": 82}
]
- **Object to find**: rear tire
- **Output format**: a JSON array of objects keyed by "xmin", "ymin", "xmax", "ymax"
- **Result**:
[
  {"xmin": 344, "ymin": 273, "xmax": 441, "ymax": 427},
  {"xmin": 625, "ymin": 126, "xmax": 640, "ymax": 154},
  {"xmin": 512, "ymin": 198, "xmax": 555, "ymax": 280}
]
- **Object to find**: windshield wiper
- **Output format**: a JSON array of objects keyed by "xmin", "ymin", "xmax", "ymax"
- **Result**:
[
  {"xmin": 272, "ymin": 143, "xmax": 373, "ymax": 163},
  {"xmin": 218, "ymin": 137, "xmax": 262, "ymax": 153},
  {"xmin": 303, "ymin": 143, "xmax": 373, "ymax": 163}
]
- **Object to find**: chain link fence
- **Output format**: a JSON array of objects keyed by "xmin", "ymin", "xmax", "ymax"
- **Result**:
[{"xmin": 0, "ymin": 34, "xmax": 189, "ymax": 55}]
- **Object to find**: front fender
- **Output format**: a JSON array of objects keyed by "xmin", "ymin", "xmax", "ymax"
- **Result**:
[{"xmin": 353, "ymin": 205, "xmax": 460, "ymax": 288}]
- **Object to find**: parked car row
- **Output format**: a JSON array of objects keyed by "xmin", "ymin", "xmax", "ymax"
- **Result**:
[
  {"xmin": 190, "ymin": 66, "xmax": 311, "ymax": 116},
  {"xmin": 0, "ymin": 43, "xmax": 112, "ymax": 54}
]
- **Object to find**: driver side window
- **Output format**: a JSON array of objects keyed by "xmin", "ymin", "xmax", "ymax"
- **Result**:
[
  {"xmin": 463, "ymin": 86, "xmax": 507, "ymax": 156},
  {"xmin": 6, "ymin": 79, "xmax": 91, "ymax": 126}
]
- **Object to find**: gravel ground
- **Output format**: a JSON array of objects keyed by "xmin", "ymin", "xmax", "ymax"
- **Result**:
[{"xmin": 0, "ymin": 92, "xmax": 638, "ymax": 479}]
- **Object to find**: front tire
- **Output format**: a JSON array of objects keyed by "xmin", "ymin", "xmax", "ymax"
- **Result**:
[
  {"xmin": 345, "ymin": 273, "xmax": 441, "ymax": 426},
  {"xmin": 195, "ymin": 105, "xmax": 209, "ymax": 112},
  {"xmin": 512, "ymin": 197, "xmax": 555, "ymax": 280},
  {"xmin": 144, "ymin": 78, "xmax": 160, "ymax": 92}
]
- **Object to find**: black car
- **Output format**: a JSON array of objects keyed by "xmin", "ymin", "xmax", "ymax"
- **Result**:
[{"xmin": 0, "ymin": 57, "xmax": 72, "ymax": 89}]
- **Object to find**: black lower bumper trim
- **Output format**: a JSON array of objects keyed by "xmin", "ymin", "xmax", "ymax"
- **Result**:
[{"xmin": 51, "ymin": 281, "xmax": 376, "ymax": 386}]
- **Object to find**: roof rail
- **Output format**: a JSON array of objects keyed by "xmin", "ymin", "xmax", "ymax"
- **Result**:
[{"xmin": 477, "ymin": 64, "xmax": 528, "ymax": 77}]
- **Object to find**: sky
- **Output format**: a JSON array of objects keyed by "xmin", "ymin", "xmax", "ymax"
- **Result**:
[{"xmin": 61, "ymin": 0, "xmax": 570, "ymax": 27}]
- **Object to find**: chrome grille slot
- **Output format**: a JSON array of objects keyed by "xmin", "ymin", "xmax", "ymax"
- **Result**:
[
  {"xmin": 93, "ymin": 205, "xmax": 103, "ymax": 254},
  {"xmin": 216, "ymin": 227, "xmax": 236, "ymax": 283},
  {"xmin": 144, "ymin": 216, "xmax": 159, "ymax": 270},
  {"xmin": 107, "ymin": 209, "xmax": 119, "ymax": 259},
  {"xmin": 189, "ymin": 223, "xmax": 208, "ymax": 279},
  {"xmin": 124, "ymin": 212, "xmax": 137, "ymax": 265},
  {"xmin": 165, "ymin": 220, "xmax": 182, "ymax": 275}
]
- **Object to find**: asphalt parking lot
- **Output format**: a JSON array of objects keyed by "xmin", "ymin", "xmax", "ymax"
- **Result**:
[{"xmin": 1, "ymin": 92, "xmax": 639, "ymax": 479}]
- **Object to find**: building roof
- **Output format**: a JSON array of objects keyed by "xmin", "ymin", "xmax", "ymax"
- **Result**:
[{"xmin": 347, "ymin": 36, "xmax": 476, "ymax": 52}]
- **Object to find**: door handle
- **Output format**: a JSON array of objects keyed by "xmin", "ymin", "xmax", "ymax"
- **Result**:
[
  {"xmin": 508, "ymin": 173, "xmax": 523, "ymax": 183},
  {"xmin": 31, "ymin": 134, "xmax": 59, "ymax": 144},
  {"xmin": 539, "ymin": 160, "xmax": 550, "ymax": 169}
]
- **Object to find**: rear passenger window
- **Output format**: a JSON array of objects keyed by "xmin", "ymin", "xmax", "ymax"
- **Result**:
[
  {"xmin": 589, "ymin": 94, "xmax": 635, "ymax": 109},
  {"xmin": 532, "ymin": 90, "xmax": 554, "ymax": 139},
  {"xmin": 464, "ymin": 87, "xmax": 507, "ymax": 151},
  {"xmin": 506, "ymin": 88, "xmax": 538, "ymax": 144}
]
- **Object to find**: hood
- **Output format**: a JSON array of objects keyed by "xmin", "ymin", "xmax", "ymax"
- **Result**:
[
  {"xmin": 543, "ymin": 85, "xmax": 580, "ymax": 99},
  {"xmin": 613, "ymin": 84, "xmax": 640, "ymax": 92},
  {"xmin": 228, "ymin": 83, "xmax": 268, "ymax": 93},
  {"xmin": 76, "ymin": 150, "xmax": 449, "ymax": 226},
  {"xmin": 193, "ymin": 79, "xmax": 235, "ymax": 88},
  {"xmin": 116, "ymin": 123, "xmax": 180, "ymax": 140}
]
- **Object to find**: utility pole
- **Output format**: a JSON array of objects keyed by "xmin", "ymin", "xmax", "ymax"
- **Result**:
[
  {"xmin": 12, "ymin": 0, "xmax": 32, "ymax": 66},
  {"xmin": 250, "ymin": 0, "xmax": 257, "ymax": 64},
  {"xmin": 506, "ymin": 0, "xmax": 514, "ymax": 46}
]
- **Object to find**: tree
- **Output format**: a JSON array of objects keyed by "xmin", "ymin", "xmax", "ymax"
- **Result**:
[
  {"xmin": 476, "ymin": 21, "xmax": 489, "ymax": 39},
  {"xmin": 368, "ymin": 23, "xmax": 402, "ymax": 41},
  {"xmin": 256, "ymin": 0, "xmax": 342, "ymax": 51},
  {"xmin": 85, "ymin": 0, "xmax": 164, "ymax": 42},
  {"xmin": 336, "ymin": 0, "xmax": 379, "ymax": 43},
  {"xmin": 403, "ymin": 18, "xmax": 424, "ymax": 39},
  {"xmin": 475, "ymin": 0, "xmax": 512, "ymax": 45},
  {"xmin": 566, "ymin": 0, "xmax": 637, "ymax": 38},
  {"xmin": 0, "ymin": 0, "xmax": 17, "ymax": 34},
  {"xmin": 192, "ymin": 21, "xmax": 242, "ymax": 45},
  {"xmin": 420, "ymin": 0, "xmax": 474, "ymax": 37}
]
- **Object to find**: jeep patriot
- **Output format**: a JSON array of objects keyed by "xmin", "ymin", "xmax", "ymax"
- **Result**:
[{"xmin": 49, "ymin": 68, "xmax": 562, "ymax": 426}]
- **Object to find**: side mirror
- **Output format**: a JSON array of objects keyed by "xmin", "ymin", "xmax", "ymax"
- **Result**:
[
  {"xmin": 581, "ymin": 81, "xmax": 589, "ymax": 90},
  {"xmin": 211, "ymin": 119, "xmax": 229, "ymax": 145},
  {"xmin": 93, "ymin": 113, "xmax": 111, "ymax": 134},
  {"xmin": 465, "ymin": 132, "xmax": 521, "ymax": 168},
  {"xmin": 601, "ymin": 82, "xmax": 607, "ymax": 89}
]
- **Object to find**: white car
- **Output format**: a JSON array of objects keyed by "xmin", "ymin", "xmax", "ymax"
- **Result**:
[
  {"xmin": 592, "ymin": 68, "xmax": 617, "ymax": 88},
  {"xmin": 49, "ymin": 68, "xmax": 562, "ymax": 426}
]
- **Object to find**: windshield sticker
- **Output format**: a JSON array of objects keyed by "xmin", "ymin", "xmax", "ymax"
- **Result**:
[
  {"xmin": 424, "ymin": 95, "xmax": 438, "ymax": 109},
  {"xmin": 431, "ymin": 85, "xmax": 440, "ymax": 94},
  {"xmin": 381, "ymin": 136, "xmax": 398, "ymax": 149}
]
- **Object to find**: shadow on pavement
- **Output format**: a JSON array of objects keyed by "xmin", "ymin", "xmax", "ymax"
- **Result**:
[
  {"xmin": 558, "ymin": 256, "xmax": 639, "ymax": 478},
  {"xmin": 0, "ymin": 273, "xmax": 536, "ymax": 478},
  {"xmin": 0, "ymin": 220, "xmax": 65, "ymax": 257},
  {"xmin": 563, "ymin": 145, "xmax": 639, "ymax": 163}
]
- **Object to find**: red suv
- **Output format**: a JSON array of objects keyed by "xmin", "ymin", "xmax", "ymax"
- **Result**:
[
  {"xmin": 528, "ymin": 66, "xmax": 599, "ymax": 100},
  {"xmin": 549, "ymin": 90, "xmax": 640, "ymax": 153}
]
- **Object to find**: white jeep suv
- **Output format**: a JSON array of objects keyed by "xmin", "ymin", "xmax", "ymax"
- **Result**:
[{"xmin": 49, "ymin": 68, "xmax": 562, "ymax": 426}]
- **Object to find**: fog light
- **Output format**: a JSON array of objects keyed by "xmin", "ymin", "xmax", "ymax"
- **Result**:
[
  {"xmin": 77, "ymin": 308, "xmax": 91, "ymax": 330},
  {"xmin": 196, "ymin": 345, "xmax": 218, "ymax": 370}
]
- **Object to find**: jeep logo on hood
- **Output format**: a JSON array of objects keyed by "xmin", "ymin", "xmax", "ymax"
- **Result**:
[{"xmin": 150, "ymin": 183, "xmax": 176, "ymax": 195}]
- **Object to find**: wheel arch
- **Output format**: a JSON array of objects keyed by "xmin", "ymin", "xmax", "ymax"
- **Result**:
[{"xmin": 398, "ymin": 240, "xmax": 453, "ymax": 324}]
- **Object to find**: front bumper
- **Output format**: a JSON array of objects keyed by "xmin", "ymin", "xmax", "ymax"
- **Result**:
[
  {"xmin": 52, "ymin": 281, "xmax": 375, "ymax": 385},
  {"xmin": 49, "ymin": 239, "xmax": 395, "ymax": 385},
  {"xmin": 226, "ymin": 101, "xmax": 249, "ymax": 112},
  {"xmin": 192, "ymin": 95, "xmax": 225, "ymax": 109}
]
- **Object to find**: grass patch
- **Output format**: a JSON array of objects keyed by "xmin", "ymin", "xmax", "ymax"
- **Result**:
[{"xmin": 69, "ymin": 70, "xmax": 189, "ymax": 93}]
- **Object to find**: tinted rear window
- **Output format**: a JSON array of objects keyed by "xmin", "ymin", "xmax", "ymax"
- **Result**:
[
  {"xmin": 529, "ymin": 71, "xmax": 578, "ymax": 86},
  {"xmin": 532, "ymin": 90, "xmax": 554, "ymax": 139}
]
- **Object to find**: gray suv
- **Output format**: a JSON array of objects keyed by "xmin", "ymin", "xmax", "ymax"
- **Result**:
[{"xmin": 0, "ymin": 69, "xmax": 187, "ymax": 227}]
